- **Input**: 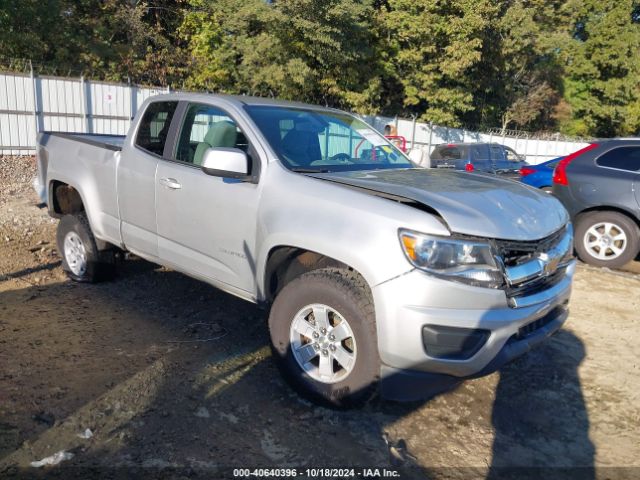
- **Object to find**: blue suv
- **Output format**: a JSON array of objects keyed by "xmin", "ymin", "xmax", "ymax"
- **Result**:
[{"xmin": 429, "ymin": 143, "xmax": 527, "ymax": 179}]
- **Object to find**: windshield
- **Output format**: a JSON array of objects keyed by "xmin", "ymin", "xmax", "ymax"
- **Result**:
[{"xmin": 244, "ymin": 105, "xmax": 415, "ymax": 172}]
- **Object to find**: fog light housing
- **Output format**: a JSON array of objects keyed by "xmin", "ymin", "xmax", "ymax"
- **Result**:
[{"xmin": 422, "ymin": 325, "xmax": 490, "ymax": 360}]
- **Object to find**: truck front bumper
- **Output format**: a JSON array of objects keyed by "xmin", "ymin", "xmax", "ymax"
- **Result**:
[{"xmin": 372, "ymin": 261, "xmax": 575, "ymax": 401}]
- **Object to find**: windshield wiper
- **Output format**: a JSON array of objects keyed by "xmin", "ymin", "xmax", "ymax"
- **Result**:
[{"xmin": 290, "ymin": 167, "xmax": 331, "ymax": 173}]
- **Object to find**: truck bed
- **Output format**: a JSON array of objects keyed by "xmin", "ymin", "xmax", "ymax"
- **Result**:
[
  {"xmin": 41, "ymin": 132, "xmax": 126, "ymax": 151},
  {"xmin": 35, "ymin": 132, "xmax": 125, "ymax": 209}
]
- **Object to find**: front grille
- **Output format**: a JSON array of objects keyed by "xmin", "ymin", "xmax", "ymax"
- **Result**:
[
  {"xmin": 494, "ymin": 226, "xmax": 570, "ymax": 299},
  {"xmin": 495, "ymin": 226, "xmax": 566, "ymax": 267},
  {"xmin": 506, "ymin": 266, "xmax": 567, "ymax": 298}
]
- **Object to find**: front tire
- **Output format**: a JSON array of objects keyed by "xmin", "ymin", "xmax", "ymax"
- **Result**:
[
  {"xmin": 574, "ymin": 211, "xmax": 639, "ymax": 268},
  {"xmin": 268, "ymin": 268, "xmax": 379, "ymax": 408},
  {"xmin": 56, "ymin": 213, "xmax": 116, "ymax": 282}
]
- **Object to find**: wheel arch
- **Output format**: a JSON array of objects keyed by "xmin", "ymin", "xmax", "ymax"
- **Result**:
[
  {"xmin": 48, "ymin": 179, "xmax": 112, "ymax": 251},
  {"xmin": 576, "ymin": 206, "xmax": 640, "ymax": 230},
  {"xmin": 262, "ymin": 246, "xmax": 371, "ymax": 303},
  {"xmin": 48, "ymin": 180, "xmax": 86, "ymax": 217}
]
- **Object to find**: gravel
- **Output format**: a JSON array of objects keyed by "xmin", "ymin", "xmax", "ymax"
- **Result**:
[{"xmin": 0, "ymin": 155, "xmax": 37, "ymax": 205}]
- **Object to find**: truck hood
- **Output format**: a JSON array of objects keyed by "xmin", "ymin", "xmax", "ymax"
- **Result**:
[{"xmin": 311, "ymin": 168, "xmax": 568, "ymax": 241}]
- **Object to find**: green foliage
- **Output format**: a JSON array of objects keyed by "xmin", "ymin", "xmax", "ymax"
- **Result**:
[
  {"xmin": 559, "ymin": 0, "xmax": 640, "ymax": 136},
  {"xmin": 181, "ymin": 0, "xmax": 380, "ymax": 111},
  {"xmin": 0, "ymin": 1, "xmax": 188, "ymax": 84},
  {"xmin": 1, "ymin": 0, "xmax": 639, "ymax": 136},
  {"xmin": 377, "ymin": 0, "xmax": 497, "ymax": 125}
]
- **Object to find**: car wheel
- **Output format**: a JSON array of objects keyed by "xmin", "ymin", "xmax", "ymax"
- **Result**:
[
  {"xmin": 574, "ymin": 211, "xmax": 640, "ymax": 268},
  {"xmin": 56, "ymin": 213, "xmax": 116, "ymax": 282},
  {"xmin": 268, "ymin": 268, "xmax": 379, "ymax": 408}
]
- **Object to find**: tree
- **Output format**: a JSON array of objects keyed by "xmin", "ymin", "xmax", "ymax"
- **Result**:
[
  {"xmin": 0, "ymin": 0, "xmax": 187, "ymax": 84},
  {"xmin": 2, "ymin": 0, "xmax": 640, "ymax": 136},
  {"xmin": 473, "ymin": 0, "xmax": 565, "ymax": 133},
  {"xmin": 559, "ymin": 0, "xmax": 640, "ymax": 136},
  {"xmin": 377, "ymin": 0, "xmax": 499, "ymax": 126},
  {"xmin": 180, "ymin": 0, "xmax": 381, "ymax": 111}
]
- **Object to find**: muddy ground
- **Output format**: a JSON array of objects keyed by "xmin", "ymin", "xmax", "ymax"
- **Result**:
[{"xmin": 0, "ymin": 156, "xmax": 639, "ymax": 479}]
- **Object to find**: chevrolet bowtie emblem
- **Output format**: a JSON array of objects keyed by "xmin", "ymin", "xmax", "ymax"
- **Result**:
[{"xmin": 538, "ymin": 252, "xmax": 561, "ymax": 276}]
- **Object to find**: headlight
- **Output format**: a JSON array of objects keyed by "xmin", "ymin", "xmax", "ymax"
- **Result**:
[{"xmin": 399, "ymin": 229, "xmax": 504, "ymax": 288}]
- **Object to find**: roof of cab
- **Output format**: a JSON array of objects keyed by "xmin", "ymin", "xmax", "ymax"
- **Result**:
[{"xmin": 145, "ymin": 92, "xmax": 342, "ymax": 112}]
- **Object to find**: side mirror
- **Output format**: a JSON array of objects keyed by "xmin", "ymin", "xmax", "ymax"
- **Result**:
[{"xmin": 201, "ymin": 147, "xmax": 249, "ymax": 179}]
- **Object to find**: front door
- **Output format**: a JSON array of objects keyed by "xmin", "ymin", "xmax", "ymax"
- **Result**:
[{"xmin": 155, "ymin": 102, "xmax": 261, "ymax": 296}]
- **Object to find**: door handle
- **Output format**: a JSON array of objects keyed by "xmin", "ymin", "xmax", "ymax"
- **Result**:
[{"xmin": 160, "ymin": 177, "xmax": 181, "ymax": 190}]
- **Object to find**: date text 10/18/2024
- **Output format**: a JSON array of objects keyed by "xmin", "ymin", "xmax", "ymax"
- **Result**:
[{"xmin": 233, "ymin": 468, "xmax": 401, "ymax": 478}]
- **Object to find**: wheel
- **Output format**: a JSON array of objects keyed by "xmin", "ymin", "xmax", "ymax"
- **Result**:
[
  {"xmin": 541, "ymin": 186, "xmax": 553, "ymax": 193},
  {"xmin": 268, "ymin": 268, "xmax": 379, "ymax": 408},
  {"xmin": 56, "ymin": 213, "xmax": 116, "ymax": 282},
  {"xmin": 574, "ymin": 211, "xmax": 640, "ymax": 268}
]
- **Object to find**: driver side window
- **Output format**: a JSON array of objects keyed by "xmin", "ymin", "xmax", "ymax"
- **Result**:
[{"xmin": 175, "ymin": 104, "xmax": 248, "ymax": 165}]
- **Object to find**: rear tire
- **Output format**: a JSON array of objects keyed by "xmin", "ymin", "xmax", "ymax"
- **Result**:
[
  {"xmin": 56, "ymin": 213, "xmax": 116, "ymax": 282},
  {"xmin": 574, "ymin": 211, "xmax": 639, "ymax": 268},
  {"xmin": 268, "ymin": 268, "xmax": 379, "ymax": 408}
]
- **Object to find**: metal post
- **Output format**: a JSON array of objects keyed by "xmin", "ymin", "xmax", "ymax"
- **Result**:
[
  {"xmin": 427, "ymin": 122, "xmax": 433, "ymax": 166},
  {"xmin": 2, "ymin": 72, "xmax": 12, "ymax": 155},
  {"xmin": 410, "ymin": 115, "xmax": 417, "ymax": 151},
  {"xmin": 29, "ymin": 61, "xmax": 39, "ymax": 148},
  {"xmin": 129, "ymin": 80, "xmax": 136, "ymax": 130},
  {"xmin": 80, "ymin": 75, "xmax": 90, "ymax": 133}
]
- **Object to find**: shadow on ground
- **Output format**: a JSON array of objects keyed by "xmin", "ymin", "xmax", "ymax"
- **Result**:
[{"xmin": 0, "ymin": 258, "xmax": 594, "ymax": 479}]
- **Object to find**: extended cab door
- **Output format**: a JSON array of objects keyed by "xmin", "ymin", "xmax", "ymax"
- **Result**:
[
  {"xmin": 117, "ymin": 100, "xmax": 179, "ymax": 260},
  {"xmin": 489, "ymin": 144, "xmax": 507, "ymax": 173},
  {"xmin": 469, "ymin": 144, "xmax": 492, "ymax": 172},
  {"xmin": 155, "ymin": 102, "xmax": 261, "ymax": 297}
]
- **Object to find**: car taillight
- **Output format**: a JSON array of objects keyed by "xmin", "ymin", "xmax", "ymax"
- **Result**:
[
  {"xmin": 552, "ymin": 143, "xmax": 599, "ymax": 186},
  {"xmin": 465, "ymin": 163, "xmax": 474, "ymax": 172},
  {"xmin": 519, "ymin": 167, "xmax": 536, "ymax": 176}
]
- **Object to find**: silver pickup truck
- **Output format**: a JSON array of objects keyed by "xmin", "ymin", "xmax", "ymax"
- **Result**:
[{"xmin": 35, "ymin": 93, "xmax": 575, "ymax": 406}]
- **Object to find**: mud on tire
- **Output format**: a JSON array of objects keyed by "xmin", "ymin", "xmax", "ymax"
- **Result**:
[
  {"xmin": 268, "ymin": 268, "xmax": 379, "ymax": 408},
  {"xmin": 56, "ymin": 213, "xmax": 116, "ymax": 283}
]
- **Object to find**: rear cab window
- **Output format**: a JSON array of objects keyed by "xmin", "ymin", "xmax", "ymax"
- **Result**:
[
  {"xmin": 431, "ymin": 145, "xmax": 466, "ymax": 168},
  {"xmin": 135, "ymin": 101, "xmax": 178, "ymax": 156},
  {"xmin": 434, "ymin": 146, "xmax": 464, "ymax": 160},
  {"xmin": 596, "ymin": 147, "xmax": 640, "ymax": 172}
]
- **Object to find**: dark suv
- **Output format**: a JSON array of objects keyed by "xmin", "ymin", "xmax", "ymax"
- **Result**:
[
  {"xmin": 429, "ymin": 143, "xmax": 527, "ymax": 178},
  {"xmin": 552, "ymin": 139, "xmax": 640, "ymax": 268}
]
